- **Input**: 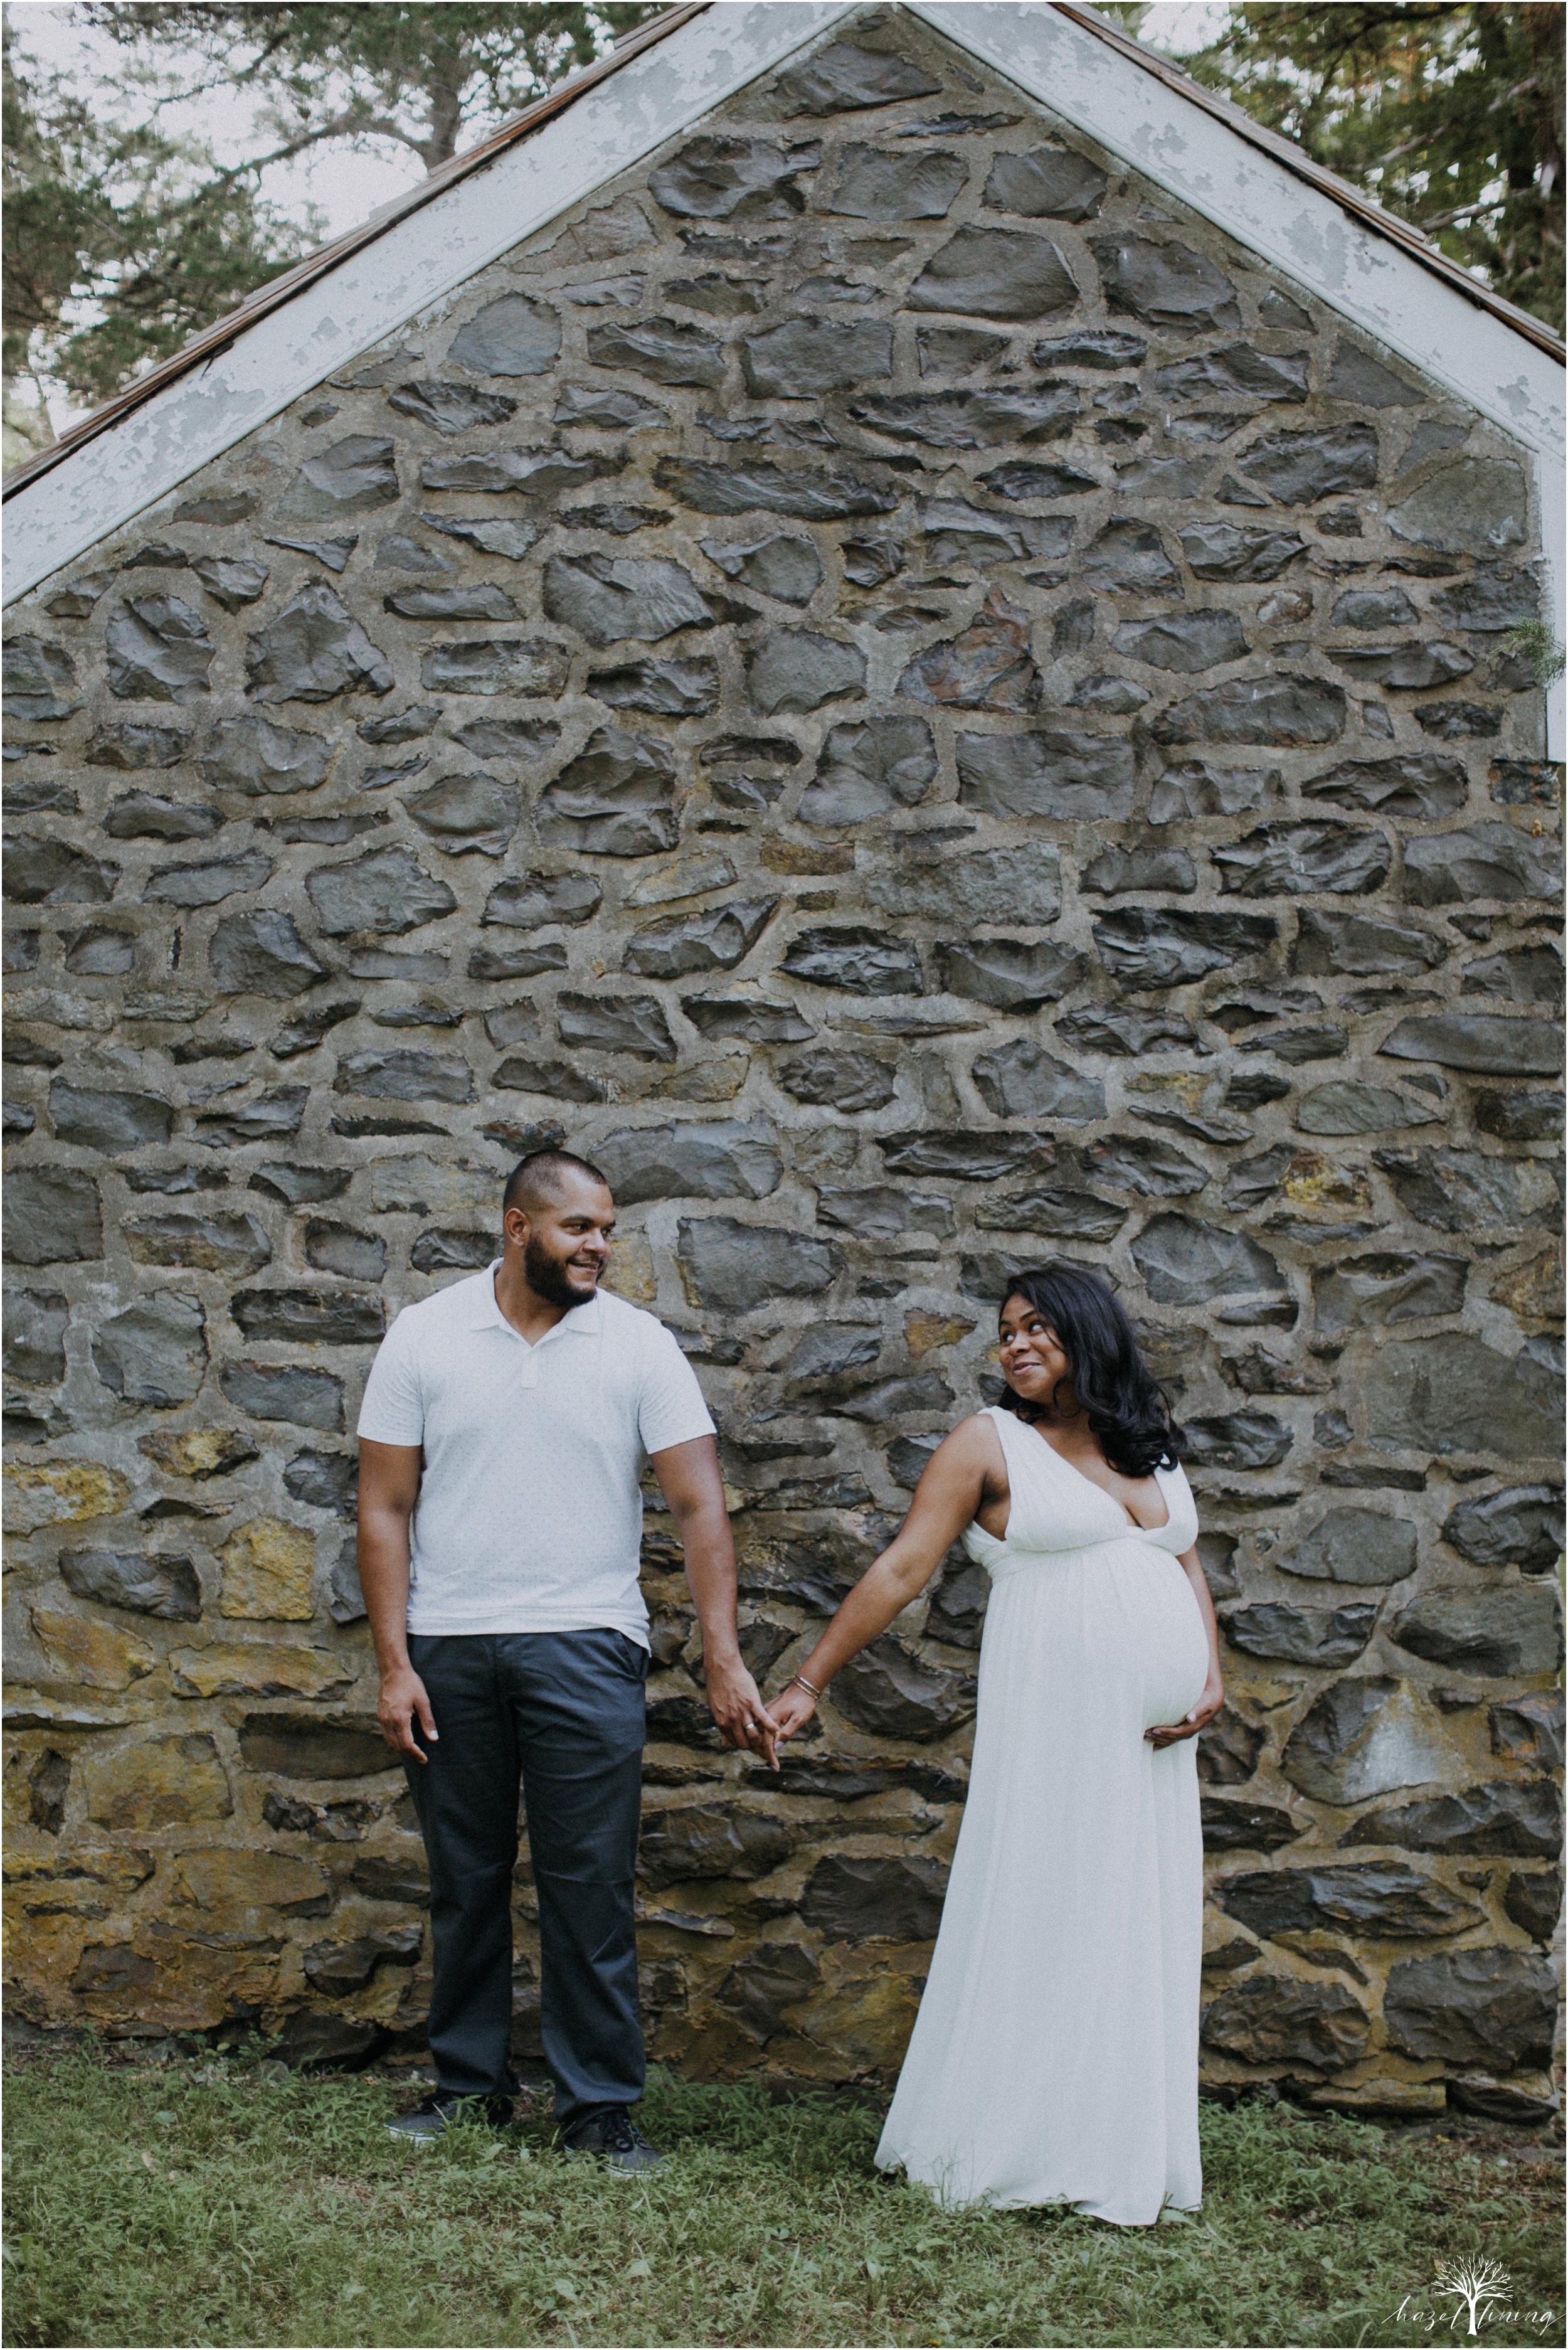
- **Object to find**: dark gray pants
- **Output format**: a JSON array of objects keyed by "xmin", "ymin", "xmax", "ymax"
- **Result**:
[{"xmin": 404, "ymin": 1628, "xmax": 647, "ymax": 2128}]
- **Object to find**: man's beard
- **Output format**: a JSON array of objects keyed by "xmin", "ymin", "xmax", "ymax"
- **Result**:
[{"xmin": 523, "ymin": 1235, "xmax": 596, "ymax": 1309}]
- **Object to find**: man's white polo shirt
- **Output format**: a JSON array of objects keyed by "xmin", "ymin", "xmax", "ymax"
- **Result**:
[{"xmin": 356, "ymin": 1265, "xmax": 715, "ymax": 1647}]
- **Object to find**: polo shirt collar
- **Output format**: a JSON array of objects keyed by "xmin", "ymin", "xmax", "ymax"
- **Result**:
[{"xmin": 466, "ymin": 1262, "xmax": 603, "ymax": 1341}]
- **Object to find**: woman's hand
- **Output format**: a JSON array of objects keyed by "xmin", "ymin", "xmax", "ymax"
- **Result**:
[
  {"xmin": 763, "ymin": 1683, "xmax": 818, "ymax": 1744},
  {"xmin": 1145, "ymin": 1671, "xmax": 1225, "ymax": 1748}
]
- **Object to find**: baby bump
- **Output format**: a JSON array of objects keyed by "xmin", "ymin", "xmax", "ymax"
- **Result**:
[
  {"xmin": 983, "ymin": 1545, "xmax": 1209, "ymax": 1730},
  {"xmin": 1126, "ymin": 1554, "xmax": 1210, "ymax": 1728}
]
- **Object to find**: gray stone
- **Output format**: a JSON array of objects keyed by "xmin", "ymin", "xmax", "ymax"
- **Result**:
[
  {"xmin": 245, "ymin": 583, "xmax": 392, "ymax": 703},
  {"xmin": 335, "ymin": 1050, "xmax": 473, "ymax": 1105},
  {"xmin": 1091, "ymin": 235, "xmax": 1240, "ymax": 330},
  {"xmin": 1384, "ymin": 1948, "xmax": 1555, "ymax": 2069},
  {"xmin": 1148, "ymin": 762, "xmax": 1283, "ymax": 824},
  {"xmin": 1443, "ymin": 1486, "xmax": 1564, "ymax": 1572},
  {"xmin": 1432, "ymin": 568, "xmax": 1540, "ymax": 632},
  {"xmin": 376, "ymin": 534, "xmax": 452, "ymax": 576},
  {"xmin": 1350, "ymin": 1778, "xmax": 1561, "ymax": 1857},
  {"xmin": 277, "ymin": 434, "xmax": 398, "ymax": 521},
  {"xmin": 1330, "ymin": 640, "xmax": 1474, "ymax": 691},
  {"xmin": 817, "ymin": 1186, "xmax": 953, "ymax": 1243},
  {"xmin": 748, "ymin": 629, "xmax": 866, "ymax": 715},
  {"xmin": 899, "ymin": 593, "xmax": 1041, "ymax": 712},
  {"xmin": 103, "ymin": 794, "xmax": 221, "ymax": 843},
  {"xmin": 1081, "ymin": 1136, "xmax": 1207, "ymax": 1198},
  {"xmin": 1200, "ymin": 1800, "xmax": 1301, "ymax": 1852},
  {"xmin": 681, "ymin": 996, "xmax": 816, "ymax": 1044},
  {"xmin": 881, "ymin": 1132, "xmax": 1051, "ymax": 1181},
  {"xmin": 1236, "ymin": 423, "xmax": 1379, "ymax": 505},
  {"xmin": 829, "ymin": 144, "xmax": 967, "ymax": 221},
  {"xmin": 742, "ymin": 319, "xmax": 893, "ymax": 397},
  {"xmin": 1131, "ymin": 1216, "xmax": 1284, "ymax": 1307},
  {"xmin": 799, "ymin": 1851, "xmax": 949, "ymax": 1944},
  {"xmin": 235, "ymin": 1711, "xmax": 389, "ymax": 1780},
  {"xmin": 775, "ymin": 41, "xmax": 939, "ymax": 115},
  {"xmin": 63, "ymin": 928, "xmax": 133, "ymax": 977},
  {"xmin": 418, "ymin": 638, "xmax": 569, "ymax": 697},
  {"xmin": 1056, "ymin": 1006, "xmax": 1197, "ymax": 1056},
  {"xmin": 981, "ymin": 459, "xmax": 1099, "ymax": 501},
  {"xmin": 84, "ymin": 722, "xmax": 189, "ymax": 769},
  {"xmin": 421, "ymin": 514, "xmax": 540, "ymax": 563},
  {"xmin": 1281, "ymin": 1509, "xmax": 1418, "ymax": 1587},
  {"xmin": 1404, "ymin": 822, "xmax": 1563, "ymax": 908},
  {"xmin": 956, "ymin": 727, "xmax": 1136, "ymax": 821},
  {"xmin": 281, "ymin": 1448, "xmax": 361, "ymax": 1517},
  {"xmin": 967, "ymin": 1031, "xmax": 1109, "ymax": 1121},
  {"xmin": 304, "ymin": 1222, "xmax": 386, "ymax": 1282},
  {"xmin": 1219, "ymin": 1862, "xmax": 1478, "ymax": 1941},
  {"xmin": 1222, "ymin": 1601, "xmax": 1377, "ymax": 1666},
  {"xmin": 1326, "ymin": 339, "xmax": 1420, "ymax": 407},
  {"xmin": 675, "ymin": 1217, "xmax": 839, "ymax": 1313},
  {"xmin": 1155, "ymin": 675, "xmax": 1346, "ymax": 747},
  {"xmin": 4, "ymin": 635, "xmax": 80, "ymax": 720},
  {"xmin": 1292, "ymin": 909, "xmax": 1446, "ymax": 978},
  {"xmin": 92, "ymin": 1290, "xmax": 206, "ymax": 1406},
  {"xmin": 905, "ymin": 226, "xmax": 1079, "ymax": 320},
  {"xmin": 1412, "ymin": 701, "xmax": 1502, "ymax": 740},
  {"xmin": 449, "ymin": 718, "xmax": 559, "ymax": 763},
  {"xmin": 1081, "ymin": 519, "xmax": 1181, "ymax": 592},
  {"xmin": 264, "ymin": 532, "xmax": 357, "ymax": 573},
  {"xmin": 1474, "ymin": 1088, "xmax": 1564, "ymax": 1142},
  {"xmin": 231, "ymin": 1287, "xmax": 384, "ymax": 1344},
  {"xmin": 595, "ymin": 1120, "xmax": 781, "ymax": 1204},
  {"xmin": 1329, "ymin": 587, "xmax": 1421, "ymax": 631},
  {"xmin": 271, "ymin": 999, "xmax": 363, "ymax": 1056},
  {"xmin": 867, "ymin": 841, "xmax": 1060, "ymax": 927},
  {"xmin": 941, "ymin": 939, "xmax": 1084, "ymax": 1013},
  {"xmin": 798, "ymin": 718, "xmax": 936, "ymax": 825},
  {"xmin": 219, "ymin": 1361, "xmax": 343, "ymax": 1431},
  {"xmin": 1293, "ymin": 1083, "xmax": 1430, "ymax": 1137},
  {"xmin": 959, "ymin": 1250, "xmax": 1054, "ymax": 1301},
  {"xmin": 144, "ymin": 849, "xmax": 274, "ymax": 907},
  {"xmin": 982, "ymin": 144, "xmax": 1106, "ymax": 220},
  {"xmin": 1372, "ymin": 1146, "xmax": 1559, "ymax": 1237},
  {"xmin": 921, "ymin": 501, "xmax": 1072, "ymax": 569},
  {"xmin": 4, "ymin": 840, "xmax": 118, "ymax": 906},
  {"xmin": 105, "ymin": 595, "xmax": 215, "ymax": 703},
  {"xmin": 305, "ymin": 847, "xmax": 456, "ymax": 937},
  {"xmin": 700, "ymin": 535, "xmax": 820, "ymax": 607},
  {"xmin": 716, "ymin": 1940, "xmax": 820, "ymax": 2041},
  {"xmin": 1195, "ymin": 1702, "xmax": 1260, "ymax": 1782},
  {"xmin": 781, "ymin": 926, "xmax": 922, "ymax": 996},
  {"xmin": 382, "ymin": 583, "xmax": 519, "ymax": 623},
  {"xmin": 829, "ymin": 1636, "xmax": 977, "ymax": 1742},
  {"xmin": 841, "ymin": 532, "xmax": 907, "ymax": 585},
  {"xmin": 403, "ymin": 772, "xmax": 520, "ymax": 858},
  {"xmin": 3, "ymin": 1286, "xmax": 69, "ymax": 1385},
  {"xmin": 407, "ymin": 1230, "xmax": 494, "ymax": 1275},
  {"xmin": 483, "ymin": 872, "xmax": 601, "ymax": 931},
  {"xmin": 1093, "ymin": 909, "xmax": 1276, "ymax": 986},
  {"xmin": 208, "ymin": 910, "xmax": 327, "ymax": 998},
  {"xmin": 1157, "ymin": 344, "xmax": 1308, "ymax": 403},
  {"xmin": 776, "ymin": 1050, "xmax": 895, "ymax": 1112},
  {"xmin": 1491, "ymin": 1693, "xmax": 1564, "ymax": 1768},
  {"xmin": 1200, "ymin": 1975, "xmax": 1368, "ymax": 2071},
  {"xmin": 124, "ymin": 1211, "xmax": 272, "ymax": 1276},
  {"xmin": 196, "ymin": 716, "xmax": 332, "ymax": 797},
  {"xmin": 1367, "ymin": 1332, "xmax": 1562, "ymax": 1460},
  {"xmin": 638, "ymin": 1801, "xmax": 792, "ymax": 1890},
  {"xmin": 1215, "ymin": 817, "xmax": 1392, "ymax": 901},
  {"xmin": 973, "ymin": 1184, "xmax": 1125, "ymax": 1241},
  {"xmin": 447, "ymin": 292, "xmax": 561, "ymax": 376},
  {"xmin": 59, "ymin": 1548, "xmax": 202, "ymax": 1621},
  {"xmin": 536, "ymin": 726, "xmax": 677, "ymax": 858},
  {"xmin": 494, "ymin": 1060, "xmax": 607, "ymax": 1103},
  {"xmin": 1502, "ymin": 1869, "xmax": 1561, "ymax": 1946},
  {"xmin": 420, "ymin": 448, "xmax": 612, "ymax": 497},
  {"xmin": 652, "ymin": 457, "xmax": 896, "ymax": 521},
  {"xmin": 1115, "ymin": 611, "xmax": 1248, "ymax": 671},
  {"xmin": 1313, "ymin": 1250, "xmax": 1467, "ymax": 1334},
  {"xmin": 781, "ymin": 1324, "xmax": 883, "ymax": 1385},
  {"xmin": 50, "ymin": 1082, "xmax": 172, "ymax": 1152},
  {"xmin": 543, "ymin": 552, "xmax": 716, "ymax": 646},
  {"xmin": 557, "ymin": 991, "xmax": 676, "ymax": 1061},
  {"xmin": 1182, "ymin": 1411, "xmax": 1294, "ymax": 1470},
  {"xmin": 1388, "ymin": 459, "xmax": 1528, "ymax": 556},
  {"xmin": 1461, "ymin": 946, "xmax": 1563, "ymax": 1003},
  {"xmin": 1304, "ymin": 753, "xmax": 1468, "ymax": 823},
  {"xmin": 386, "ymin": 380, "xmax": 518, "ymax": 435},
  {"xmin": 194, "ymin": 1087, "xmax": 308, "ymax": 1145},
  {"xmin": 1381, "ymin": 1011, "xmax": 1562, "ymax": 1077},
  {"xmin": 584, "ymin": 315, "xmax": 726, "ymax": 387},
  {"xmin": 1079, "ymin": 846, "xmax": 1196, "ymax": 894},
  {"xmin": 623, "ymin": 897, "xmax": 777, "ymax": 977},
  {"xmin": 1391, "ymin": 1583, "xmax": 1561, "ymax": 1678}
]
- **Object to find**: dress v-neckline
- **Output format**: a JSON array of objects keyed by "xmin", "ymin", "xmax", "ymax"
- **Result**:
[{"xmin": 1019, "ymin": 1419, "xmax": 1172, "ymax": 1535}]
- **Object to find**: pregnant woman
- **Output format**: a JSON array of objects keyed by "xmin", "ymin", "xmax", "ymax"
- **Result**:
[{"xmin": 765, "ymin": 1262, "xmax": 1224, "ymax": 2227}]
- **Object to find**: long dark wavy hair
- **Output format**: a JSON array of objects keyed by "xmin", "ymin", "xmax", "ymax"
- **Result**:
[{"xmin": 997, "ymin": 1262, "xmax": 1185, "ymax": 1479}]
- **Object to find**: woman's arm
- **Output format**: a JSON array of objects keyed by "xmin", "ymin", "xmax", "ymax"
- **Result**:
[
  {"xmin": 765, "ymin": 1417, "xmax": 998, "ymax": 1741},
  {"xmin": 1145, "ymin": 1544, "xmax": 1226, "ymax": 1748}
]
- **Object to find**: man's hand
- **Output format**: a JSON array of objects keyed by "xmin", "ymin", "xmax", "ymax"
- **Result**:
[
  {"xmin": 703, "ymin": 1649, "xmax": 779, "ymax": 1770},
  {"xmin": 378, "ymin": 1664, "xmax": 438, "ymax": 1763}
]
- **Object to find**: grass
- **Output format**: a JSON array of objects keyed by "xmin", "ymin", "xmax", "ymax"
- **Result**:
[{"xmin": 3, "ymin": 2043, "xmax": 1561, "ymax": 2348}]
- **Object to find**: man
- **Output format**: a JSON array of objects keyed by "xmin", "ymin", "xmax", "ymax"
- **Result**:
[{"xmin": 357, "ymin": 1147, "xmax": 776, "ymax": 2172}]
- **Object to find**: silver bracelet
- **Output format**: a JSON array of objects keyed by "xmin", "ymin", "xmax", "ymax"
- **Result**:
[{"xmin": 792, "ymin": 1671, "xmax": 823, "ymax": 1698}]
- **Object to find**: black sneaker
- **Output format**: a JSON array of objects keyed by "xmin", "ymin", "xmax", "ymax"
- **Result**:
[
  {"xmin": 561, "ymin": 2107, "xmax": 664, "ymax": 2174},
  {"xmin": 388, "ymin": 2091, "xmax": 513, "ymax": 2143}
]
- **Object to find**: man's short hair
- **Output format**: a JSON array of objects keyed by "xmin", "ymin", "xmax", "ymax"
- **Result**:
[{"xmin": 503, "ymin": 1148, "xmax": 610, "ymax": 1217}]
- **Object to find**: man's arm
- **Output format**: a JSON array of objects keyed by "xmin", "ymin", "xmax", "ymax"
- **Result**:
[
  {"xmin": 650, "ymin": 1435, "xmax": 778, "ymax": 1769},
  {"xmin": 358, "ymin": 1438, "xmax": 438, "ymax": 1763}
]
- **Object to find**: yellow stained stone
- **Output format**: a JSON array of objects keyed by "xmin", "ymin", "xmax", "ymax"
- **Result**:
[
  {"xmin": 1490, "ymin": 1240, "xmax": 1564, "ymax": 1321},
  {"xmin": 905, "ymin": 1310, "xmax": 975, "ymax": 1361},
  {"xmin": 168, "ymin": 1641, "xmax": 352, "ymax": 1700},
  {"xmin": 1282, "ymin": 1149, "xmax": 1372, "ymax": 1215},
  {"xmin": 603, "ymin": 1233, "xmax": 657, "ymax": 1306},
  {"xmin": 171, "ymin": 1846, "xmax": 329, "ymax": 1917},
  {"xmin": 759, "ymin": 838, "xmax": 854, "ymax": 875},
  {"xmin": 801, "ymin": 1973, "xmax": 919, "ymax": 2071},
  {"xmin": 3, "ymin": 1847, "xmax": 155, "ymax": 1891},
  {"xmin": 218, "ymin": 1519, "xmax": 317, "ymax": 1621},
  {"xmin": 29, "ymin": 1605, "xmax": 156, "ymax": 1692},
  {"xmin": 3, "ymin": 1464, "xmax": 130, "ymax": 1536},
  {"xmin": 649, "ymin": 1052, "xmax": 749, "ymax": 1103},
  {"xmin": 80, "ymin": 1733, "xmax": 232, "ymax": 1829},
  {"xmin": 137, "ymin": 1429, "xmax": 258, "ymax": 1480}
]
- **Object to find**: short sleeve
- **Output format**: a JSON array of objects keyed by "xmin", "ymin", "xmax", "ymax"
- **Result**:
[
  {"xmin": 637, "ymin": 1322, "xmax": 717, "ymax": 1459},
  {"xmin": 356, "ymin": 1311, "xmax": 425, "ymax": 1446}
]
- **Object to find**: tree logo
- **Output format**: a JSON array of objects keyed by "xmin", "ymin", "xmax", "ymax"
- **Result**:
[
  {"xmin": 1434, "ymin": 2259, "xmax": 1512, "ymax": 2337},
  {"xmin": 1395, "ymin": 2255, "xmax": 1555, "ymax": 2338}
]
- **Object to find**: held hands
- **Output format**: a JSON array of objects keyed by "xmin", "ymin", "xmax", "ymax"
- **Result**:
[
  {"xmin": 761, "ymin": 1680, "xmax": 817, "ymax": 1745},
  {"xmin": 704, "ymin": 1649, "xmax": 781, "ymax": 1770},
  {"xmin": 1145, "ymin": 1671, "xmax": 1225, "ymax": 1749},
  {"xmin": 378, "ymin": 1664, "xmax": 438, "ymax": 1763}
]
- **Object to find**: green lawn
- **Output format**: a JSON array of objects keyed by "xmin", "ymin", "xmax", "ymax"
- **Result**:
[{"xmin": 3, "ymin": 2044, "xmax": 1560, "ymax": 2348}]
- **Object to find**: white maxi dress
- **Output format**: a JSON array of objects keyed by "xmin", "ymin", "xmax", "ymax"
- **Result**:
[{"xmin": 876, "ymin": 1404, "xmax": 1210, "ymax": 2227}]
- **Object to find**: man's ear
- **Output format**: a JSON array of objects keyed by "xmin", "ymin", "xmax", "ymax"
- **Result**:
[{"xmin": 502, "ymin": 1201, "xmax": 531, "ymax": 1250}]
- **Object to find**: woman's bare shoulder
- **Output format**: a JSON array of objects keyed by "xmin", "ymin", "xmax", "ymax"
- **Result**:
[{"xmin": 930, "ymin": 1411, "xmax": 1006, "ymax": 1470}]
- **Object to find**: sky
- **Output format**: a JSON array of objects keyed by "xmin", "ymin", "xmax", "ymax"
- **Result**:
[{"xmin": 7, "ymin": 0, "xmax": 1232, "ymax": 433}]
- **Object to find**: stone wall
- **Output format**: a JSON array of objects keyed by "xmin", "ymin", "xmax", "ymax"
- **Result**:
[{"xmin": 3, "ymin": 8, "xmax": 1562, "ymax": 2117}]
